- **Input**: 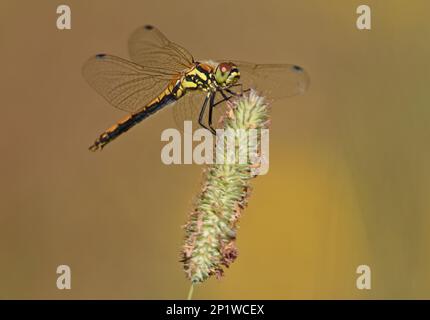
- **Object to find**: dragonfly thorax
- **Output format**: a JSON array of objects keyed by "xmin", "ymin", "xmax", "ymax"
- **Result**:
[{"xmin": 180, "ymin": 63, "xmax": 217, "ymax": 93}]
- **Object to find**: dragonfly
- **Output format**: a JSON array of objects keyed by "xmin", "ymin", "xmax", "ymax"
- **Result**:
[{"xmin": 83, "ymin": 25, "xmax": 310, "ymax": 151}]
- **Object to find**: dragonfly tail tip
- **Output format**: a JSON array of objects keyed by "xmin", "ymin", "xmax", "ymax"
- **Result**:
[{"xmin": 88, "ymin": 144, "xmax": 100, "ymax": 152}]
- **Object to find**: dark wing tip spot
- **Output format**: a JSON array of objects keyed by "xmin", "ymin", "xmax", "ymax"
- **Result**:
[
  {"xmin": 292, "ymin": 65, "xmax": 304, "ymax": 72},
  {"xmin": 144, "ymin": 25, "xmax": 154, "ymax": 30},
  {"xmin": 95, "ymin": 53, "xmax": 106, "ymax": 59}
]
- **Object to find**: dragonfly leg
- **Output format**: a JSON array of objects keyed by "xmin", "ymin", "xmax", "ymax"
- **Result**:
[
  {"xmin": 209, "ymin": 90, "xmax": 232, "ymax": 108},
  {"xmin": 229, "ymin": 83, "xmax": 243, "ymax": 96},
  {"xmin": 204, "ymin": 88, "xmax": 253, "ymax": 135},
  {"xmin": 207, "ymin": 93, "xmax": 217, "ymax": 135},
  {"xmin": 215, "ymin": 86, "xmax": 251, "ymax": 106},
  {"xmin": 198, "ymin": 94, "xmax": 211, "ymax": 132},
  {"xmin": 226, "ymin": 84, "xmax": 250, "ymax": 97}
]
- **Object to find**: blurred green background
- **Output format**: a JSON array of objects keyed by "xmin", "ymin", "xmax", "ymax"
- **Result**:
[{"xmin": 0, "ymin": 0, "xmax": 429, "ymax": 299}]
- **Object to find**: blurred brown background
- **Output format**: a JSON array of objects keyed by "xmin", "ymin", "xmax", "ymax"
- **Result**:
[{"xmin": 0, "ymin": 0, "xmax": 429, "ymax": 299}]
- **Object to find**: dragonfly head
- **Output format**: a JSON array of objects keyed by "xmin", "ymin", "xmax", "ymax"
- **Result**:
[{"xmin": 215, "ymin": 62, "xmax": 240, "ymax": 88}]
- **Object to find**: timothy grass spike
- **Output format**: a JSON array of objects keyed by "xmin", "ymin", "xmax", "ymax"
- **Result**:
[{"xmin": 181, "ymin": 90, "xmax": 270, "ymax": 284}]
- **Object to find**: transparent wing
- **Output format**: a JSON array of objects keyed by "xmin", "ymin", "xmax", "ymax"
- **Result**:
[
  {"xmin": 128, "ymin": 25, "xmax": 194, "ymax": 73},
  {"xmin": 233, "ymin": 61, "xmax": 310, "ymax": 99},
  {"xmin": 82, "ymin": 54, "xmax": 178, "ymax": 113},
  {"xmin": 172, "ymin": 91, "xmax": 206, "ymax": 132}
]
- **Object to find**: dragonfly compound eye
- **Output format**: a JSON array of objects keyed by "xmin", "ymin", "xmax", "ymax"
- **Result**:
[{"xmin": 215, "ymin": 62, "xmax": 239, "ymax": 86}]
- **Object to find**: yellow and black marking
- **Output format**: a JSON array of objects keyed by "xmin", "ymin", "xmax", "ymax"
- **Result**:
[{"xmin": 180, "ymin": 64, "xmax": 216, "ymax": 92}]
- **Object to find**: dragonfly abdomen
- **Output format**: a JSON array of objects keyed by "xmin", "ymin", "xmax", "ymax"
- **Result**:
[{"xmin": 89, "ymin": 92, "xmax": 177, "ymax": 151}]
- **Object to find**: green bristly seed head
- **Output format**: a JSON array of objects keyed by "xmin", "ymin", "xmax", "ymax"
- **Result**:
[{"xmin": 181, "ymin": 90, "xmax": 270, "ymax": 284}]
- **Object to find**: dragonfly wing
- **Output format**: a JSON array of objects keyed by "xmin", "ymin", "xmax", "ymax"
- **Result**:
[
  {"xmin": 82, "ymin": 54, "xmax": 177, "ymax": 113},
  {"xmin": 128, "ymin": 25, "xmax": 194, "ymax": 73},
  {"xmin": 232, "ymin": 61, "xmax": 310, "ymax": 100},
  {"xmin": 172, "ymin": 91, "xmax": 206, "ymax": 131}
]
